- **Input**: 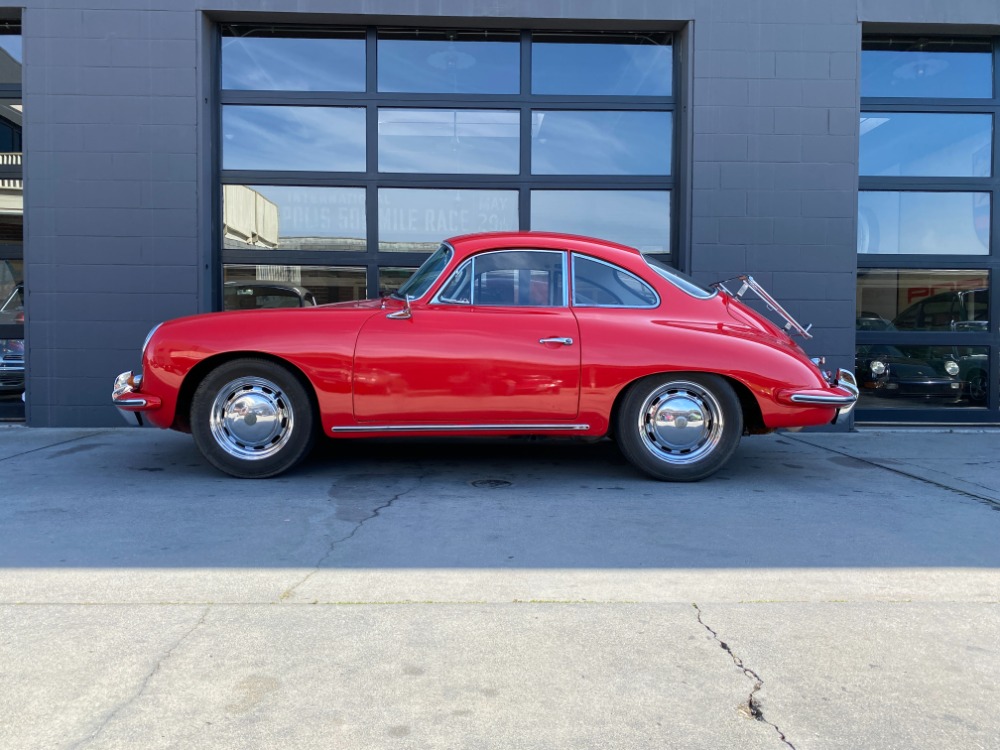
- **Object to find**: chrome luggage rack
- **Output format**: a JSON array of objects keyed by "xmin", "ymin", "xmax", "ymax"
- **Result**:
[{"xmin": 712, "ymin": 274, "xmax": 813, "ymax": 339}]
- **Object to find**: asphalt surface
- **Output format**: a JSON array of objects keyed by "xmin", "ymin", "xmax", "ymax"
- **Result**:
[{"xmin": 1, "ymin": 425, "xmax": 998, "ymax": 749}]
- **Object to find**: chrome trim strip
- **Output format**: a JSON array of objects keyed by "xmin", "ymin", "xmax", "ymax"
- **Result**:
[
  {"xmin": 790, "ymin": 394, "xmax": 857, "ymax": 406},
  {"xmin": 114, "ymin": 398, "xmax": 149, "ymax": 408},
  {"xmin": 332, "ymin": 423, "xmax": 591, "ymax": 434}
]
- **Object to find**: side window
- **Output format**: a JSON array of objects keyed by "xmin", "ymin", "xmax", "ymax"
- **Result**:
[
  {"xmin": 437, "ymin": 249, "xmax": 565, "ymax": 307},
  {"xmin": 436, "ymin": 260, "xmax": 473, "ymax": 304},
  {"xmin": 572, "ymin": 254, "xmax": 658, "ymax": 308}
]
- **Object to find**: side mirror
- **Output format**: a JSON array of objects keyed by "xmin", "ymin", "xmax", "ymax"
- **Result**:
[{"xmin": 387, "ymin": 295, "xmax": 413, "ymax": 320}]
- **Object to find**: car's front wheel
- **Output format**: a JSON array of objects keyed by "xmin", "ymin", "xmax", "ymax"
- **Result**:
[
  {"xmin": 191, "ymin": 358, "xmax": 316, "ymax": 478},
  {"xmin": 616, "ymin": 373, "xmax": 743, "ymax": 482}
]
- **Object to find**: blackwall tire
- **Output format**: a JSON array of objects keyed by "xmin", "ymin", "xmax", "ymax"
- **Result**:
[
  {"xmin": 616, "ymin": 373, "xmax": 743, "ymax": 482},
  {"xmin": 191, "ymin": 358, "xmax": 316, "ymax": 478}
]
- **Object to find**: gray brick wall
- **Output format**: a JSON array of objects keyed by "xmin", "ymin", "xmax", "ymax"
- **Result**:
[{"xmin": 4, "ymin": 0, "xmax": 997, "ymax": 425}]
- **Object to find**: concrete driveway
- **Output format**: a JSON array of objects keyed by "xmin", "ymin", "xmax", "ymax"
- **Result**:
[{"xmin": 1, "ymin": 426, "xmax": 998, "ymax": 749}]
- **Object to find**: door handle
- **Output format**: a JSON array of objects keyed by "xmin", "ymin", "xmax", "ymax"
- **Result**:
[{"xmin": 539, "ymin": 337, "xmax": 574, "ymax": 346}]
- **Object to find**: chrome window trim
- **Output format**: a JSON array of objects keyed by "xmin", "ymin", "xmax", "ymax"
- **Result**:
[
  {"xmin": 432, "ymin": 248, "xmax": 568, "ymax": 307},
  {"xmin": 570, "ymin": 253, "xmax": 661, "ymax": 309}
]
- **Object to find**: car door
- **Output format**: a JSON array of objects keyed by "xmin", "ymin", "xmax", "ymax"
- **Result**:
[{"xmin": 353, "ymin": 249, "xmax": 581, "ymax": 423}]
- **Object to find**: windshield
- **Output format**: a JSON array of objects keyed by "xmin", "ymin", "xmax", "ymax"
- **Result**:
[
  {"xmin": 642, "ymin": 256, "xmax": 717, "ymax": 299},
  {"xmin": 394, "ymin": 244, "xmax": 453, "ymax": 301}
]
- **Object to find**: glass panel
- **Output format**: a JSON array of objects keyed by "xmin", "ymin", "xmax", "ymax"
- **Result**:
[
  {"xmin": 862, "ymin": 38, "xmax": 992, "ymax": 99},
  {"xmin": 221, "ymin": 26, "xmax": 365, "ymax": 92},
  {"xmin": 223, "ymin": 186, "xmax": 365, "ymax": 252},
  {"xmin": 532, "ymin": 110, "xmax": 671, "ymax": 175},
  {"xmin": 377, "ymin": 29, "xmax": 519, "ymax": 94},
  {"xmin": 378, "ymin": 188, "xmax": 518, "ymax": 252},
  {"xmin": 222, "ymin": 106, "xmax": 366, "ymax": 172},
  {"xmin": 532, "ymin": 32, "xmax": 672, "ymax": 96},
  {"xmin": 223, "ymin": 264, "xmax": 366, "ymax": 307},
  {"xmin": 0, "ymin": 24, "xmax": 21, "ymax": 86},
  {"xmin": 858, "ymin": 192, "xmax": 990, "ymax": 255},
  {"xmin": 378, "ymin": 109, "xmax": 519, "ymax": 174},
  {"xmin": 860, "ymin": 113, "xmax": 992, "ymax": 177},
  {"xmin": 531, "ymin": 190, "xmax": 670, "ymax": 254},
  {"xmin": 0, "ymin": 261, "xmax": 23, "ymax": 324},
  {"xmin": 0, "ymin": 101, "xmax": 22, "ymax": 246},
  {"xmin": 395, "ymin": 244, "xmax": 452, "ymax": 300},
  {"xmin": 378, "ymin": 267, "xmax": 417, "ymax": 296},
  {"xmin": 855, "ymin": 343, "xmax": 988, "ymax": 408},
  {"xmin": 470, "ymin": 250, "xmax": 565, "ymax": 307},
  {"xmin": 856, "ymin": 269, "xmax": 989, "ymax": 332},
  {"xmin": 572, "ymin": 254, "xmax": 658, "ymax": 307},
  {"xmin": 0, "ymin": 336, "xmax": 24, "ymax": 401}
]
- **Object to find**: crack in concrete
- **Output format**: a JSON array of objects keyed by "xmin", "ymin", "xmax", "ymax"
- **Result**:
[
  {"xmin": 785, "ymin": 435, "xmax": 1000, "ymax": 512},
  {"xmin": 0, "ymin": 432, "xmax": 107, "ymax": 463},
  {"xmin": 693, "ymin": 604, "xmax": 796, "ymax": 750},
  {"xmin": 69, "ymin": 605, "xmax": 211, "ymax": 750},
  {"xmin": 279, "ymin": 475, "xmax": 426, "ymax": 602}
]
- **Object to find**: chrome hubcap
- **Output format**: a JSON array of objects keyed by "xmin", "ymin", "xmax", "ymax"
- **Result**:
[
  {"xmin": 637, "ymin": 381, "xmax": 723, "ymax": 464},
  {"xmin": 209, "ymin": 376, "xmax": 294, "ymax": 460}
]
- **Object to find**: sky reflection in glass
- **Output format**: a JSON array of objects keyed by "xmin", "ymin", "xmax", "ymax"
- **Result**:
[
  {"xmin": 222, "ymin": 35, "xmax": 365, "ymax": 91},
  {"xmin": 862, "ymin": 50, "xmax": 992, "ymax": 99},
  {"xmin": 858, "ymin": 191, "xmax": 990, "ymax": 255},
  {"xmin": 379, "ymin": 109, "xmax": 519, "ymax": 174},
  {"xmin": 860, "ymin": 113, "xmax": 992, "ymax": 177},
  {"xmin": 532, "ymin": 38, "xmax": 671, "ymax": 96},
  {"xmin": 378, "ymin": 36, "xmax": 519, "ymax": 94},
  {"xmin": 223, "ymin": 106, "xmax": 366, "ymax": 172},
  {"xmin": 531, "ymin": 191, "xmax": 670, "ymax": 253},
  {"xmin": 532, "ymin": 111, "xmax": 671, "ymax": 175}
]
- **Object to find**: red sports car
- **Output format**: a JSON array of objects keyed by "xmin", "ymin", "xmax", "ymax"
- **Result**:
[{"xmin": 113, "ymin": 232, "xmax": 857, "ymax": 481}]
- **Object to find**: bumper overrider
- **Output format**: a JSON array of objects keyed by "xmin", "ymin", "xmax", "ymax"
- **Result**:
[
  {"xmin": 112, "ymin": 370, "xmax": 161, "ymax": 426},
  {"xmin": 778, "ymin": 368, "xmax": 860, "ymax": 423}
]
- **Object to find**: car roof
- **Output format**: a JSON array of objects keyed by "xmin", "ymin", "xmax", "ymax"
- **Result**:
[{"xmin": 445, "ymin": 231, "xmax": 644, "ymax": 262}]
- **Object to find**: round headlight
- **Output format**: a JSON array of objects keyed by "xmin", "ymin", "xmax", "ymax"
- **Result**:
[
  {"xmin": 870, "ymin": 360, "xmax": 886, "ymax": 376},
  {"xmin": 944, "ymin": 360, "xmax": 960, "ymax": 376}
]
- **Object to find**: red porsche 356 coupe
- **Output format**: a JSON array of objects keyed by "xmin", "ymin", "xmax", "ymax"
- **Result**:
[{"xmin": 113, "ymin": 232, "xmax": 857, "ymax": 481}]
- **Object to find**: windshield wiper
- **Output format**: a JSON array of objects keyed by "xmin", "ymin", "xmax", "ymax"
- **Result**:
[{"xmin": 712, "ymin": 274, "xmax": 813, "ymax": 339}]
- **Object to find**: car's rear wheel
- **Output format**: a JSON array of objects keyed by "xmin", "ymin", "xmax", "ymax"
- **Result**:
[
  {"xmin": 616, "ymin": 373, "xmax": 743, "ymax": 482},
  {"xmin": 191, "ymin": 358, "xmax": 316, "ymax": 478}
]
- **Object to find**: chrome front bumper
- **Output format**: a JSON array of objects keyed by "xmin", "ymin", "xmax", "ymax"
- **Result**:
[{"xmin": 112, "ymin": 370, "xmax": 155, "ymax": 426}]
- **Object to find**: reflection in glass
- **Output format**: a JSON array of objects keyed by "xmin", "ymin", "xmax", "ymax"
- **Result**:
[
  {"xmin": 378, "ymin": 109, "xmax": 519, "ymax": 174},
  {"xmin": 532, "ymin": 32, "xmax": 672, "ymax": 96},
  {"xmin": 0, "ymin": 24, "xmax": 21, "ymax": 86},
  {"xmin": 378, "ymin": 30, "xmax": 519, "ymax": 94},
  {"xmin": 223, "ymin": 106, "xmax": 366, "ymax": 172},
  {"xmin": 860, "ymin": 112, "xmax": 992, "ymax": 176},
  {"xmin": 532, "ymin": 110, "xmax": 671, "ymax": 175},
  {"xmin": 378, "ymin": 188, "xmax": 518, "ymax": 252},
  {"xmin": 223, "ymin": 186, "xmax": 365, "ymax": 252},
  {"xmin": 0, "ymin": 101, "xmax": 22, "ymax": 247},
  {"xmin": 862, "ymin": 39, "xmax": 992, "ymax": 99},
  {"xmin": 856, "ymin": 269, "xmax": 989, "ymax": 332},
  {"xmin": 857, "ymin": 192, "xmax": 990, "ymax": 255},
  {"xmin": 855, "ymin": 343, "xmax": 988, "ymax": 409},
  {"xmin": 531, "ymin": 191, "xmax": 670, "ymax": 254},
  {"xmin": 221, "ymin": 26, "xmax": 365, "ymax": 91},
  {"xmin": 379, "ymin": 267, "xmax": 417, "ymax": 296},
  {"xmin": 223, "ymin": 264, "xmax": 366, "ymax": 307}
]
